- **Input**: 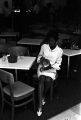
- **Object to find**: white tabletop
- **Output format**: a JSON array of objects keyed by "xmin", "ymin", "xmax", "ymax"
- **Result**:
[
  {"xmin": 17, "ymin": 38, "xmax": 43, "ymax": 45},
  {"xmin": 63, "ymin": 49, "xmax": 81, "ymax": 56},
  {"xmin": 0, "ymin": 56, "xmax": 36, "ymax": 70}
]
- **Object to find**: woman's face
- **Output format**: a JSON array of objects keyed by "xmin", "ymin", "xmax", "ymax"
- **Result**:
[{"xmin": 49, "ymin": 37, "xmax": 57, "ymax": 49}]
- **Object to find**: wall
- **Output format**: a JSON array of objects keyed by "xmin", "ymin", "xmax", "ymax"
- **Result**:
[
  {"xmin": 42, "ymin": 0, "xmax": 68, "ymax": 9},
  {"xmin": 0, "ymin": 0, "xmax": 12, "ymax": 15}
]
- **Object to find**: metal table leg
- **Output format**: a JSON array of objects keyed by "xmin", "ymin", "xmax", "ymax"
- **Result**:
[
  {"xmin": 67, "ymin": 56, "xmax": 70, "ymax": 80},
  {"xmin": 15, "ymin": 69, "xmax": 17, "ymax": 81}
]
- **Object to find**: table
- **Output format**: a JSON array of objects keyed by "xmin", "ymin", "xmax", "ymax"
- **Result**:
[
  {"xmin": 0, "ymin": 32, "xmax": 19, "ymax": 37},
  {"xmin": 58, "ymin": 33, "xmax": 71, "ymax": 40},
  {"xmin": 17, "ymin": 38, "xmax": 43, "ymax": 45},
  {"xmin": 63, "ymin": 49, "xmax": 81, "ymax": 79},
  {"xmin": 0, "ymin": 32, "xmax": 19, "ymax": 43},
  {"xmin": 31, "ymin": 29, "xmax": 48, "ymax": 36},
  {"xmin": 0, "ymin": 56, "xmax": 36, "ymax": 80},
  {"xmin": 29, "ymin": 24, "xmax": 45, "ymax": 29}
]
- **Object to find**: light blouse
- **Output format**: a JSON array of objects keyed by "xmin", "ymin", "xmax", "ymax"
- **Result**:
[{"xmin": 37, "ymin": 44, "xmax": 63, "ymax": 80}]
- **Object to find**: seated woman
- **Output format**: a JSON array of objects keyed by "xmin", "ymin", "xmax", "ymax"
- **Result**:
[{"xmin": 37, "ymin": 30, "xmax": 63, "ymax": 116}]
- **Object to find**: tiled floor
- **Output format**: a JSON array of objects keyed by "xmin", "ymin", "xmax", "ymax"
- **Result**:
[{"xmin": 48, "ymin": 108, "xmax": 81, "ymax": 120}]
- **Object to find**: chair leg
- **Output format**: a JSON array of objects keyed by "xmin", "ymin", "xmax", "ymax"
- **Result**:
[
  {"xmin": 1, "ymin": 94, "xmax": 4, "ymax": 112},
  {"xmin": 0, "ymin": 85, "xmax": 4, "ymax": 120},
  {"xmin": 1, "ymin": 98, "xmax": 4, "ymax": 120},
  {"xmin": 33, "ymin": 92, "xmax": 35, "ymax": 111},
  {"xmin": 50, "ymin": 81, "xmax": 53, "ymax": 102},
  {"xmin": 11, "ymin": 101, "xmax": 15, "ymax": 120}
]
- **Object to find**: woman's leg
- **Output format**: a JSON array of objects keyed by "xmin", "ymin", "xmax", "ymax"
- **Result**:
[
  {"xmin": 37, "ymin": 75, "xmax": 45, "ymax": 116},
  {"xmin": 44, "ymin": 76, "xmax": 53, "ymax": 98}
]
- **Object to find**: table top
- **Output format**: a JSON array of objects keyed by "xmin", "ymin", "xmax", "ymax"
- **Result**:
[
  {"xmin": 32, "ymin": 29, "xmax": 48, "ymax": 35},
  {"xmin": 0, "ymin": 56, "xmax": 36, "ymax": 70},
  {"xmin": 17, "ymin": 38, "xmax": 43, "ymax": 45},
  {"xmin": 58, "ymin": 33, "xmax": 71, "ymax": 40},
  {"xmin": 29, "ymin": 24, "xmax": 45, "ymax": 29},
  {"xmin": 63, "ymin": 49, "xmax": 81, "ymax": 56},
  {"xmin": 0, "ymin": 32, "xmax": 19, "ymax": 37}
]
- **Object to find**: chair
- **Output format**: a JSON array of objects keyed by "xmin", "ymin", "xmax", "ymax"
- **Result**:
[
  {"xmin": 0, "ymin": 44, "xmax": 12, "ymax": 56},
  {"xmin": 8, "ymin": 46, "xmax": 30, "ymax": 81},
  {"xmin": 8, "ymin": 46, "xmax": 30, "ymax": 56},
  {"xmin": 0, "ymin": 69, "xmax": 35, "ymax": 120}
]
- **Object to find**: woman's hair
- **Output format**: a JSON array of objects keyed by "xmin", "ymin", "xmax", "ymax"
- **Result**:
[
  {"xmin": 41, "ymin": 28, "xmax": 62, "ymax": 48},
  {"xmin": 42, "ymin": 28, "xmax": 59, "ymax": 45}
]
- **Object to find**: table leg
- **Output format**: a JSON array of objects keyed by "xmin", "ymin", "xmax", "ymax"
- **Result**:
[
  {"xmin": 67, "ymin": 56, "xmax": 70, "ymax": 80},
  {"xmin": 30, "ymin": 45, "xmax": 33, "ymax": 56},
  {"xmin": 15, "ymin": 69, "xmax": 17, "ymax": 81}
]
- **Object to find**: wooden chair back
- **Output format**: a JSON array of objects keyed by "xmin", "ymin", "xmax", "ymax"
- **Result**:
[
  {"xmin": 8, "ymin": 46, "xmax": 30, "ymax": 56},
  {"xmin": 0, "ymin": 69, "xmax": 14, "ymax": 85},
  {"xmin": 0, "ymin": 44, "xmax": 12, "ymax": 55}
]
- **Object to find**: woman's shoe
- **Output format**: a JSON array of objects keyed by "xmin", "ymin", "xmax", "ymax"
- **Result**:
[
  {"xmin": 42, "ymin": 98, "xmax": 46, "ymax": 105},
  {"xmin": 37, "ymin": 108, "xmax": 42, "ymax": 116}
]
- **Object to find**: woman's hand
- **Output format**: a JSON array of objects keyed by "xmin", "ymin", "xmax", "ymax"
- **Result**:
[
  {"xmin": 37, "ymin": 55, "xmax": 42, "ymax": 63},
  {"xmin": 38, "ymin": 64, "xmax": 43, "ymax": 72},
  {"xmin": 43, "ymin": 68, "xmax": 56, "ymax": 73}
]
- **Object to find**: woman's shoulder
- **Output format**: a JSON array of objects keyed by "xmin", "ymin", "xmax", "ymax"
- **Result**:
[
  {"xmin": 41, "ymin": 44, "xmax": 49, "ymax": 48},
  {"xmin": 57, "ymin": 46, "xmax": 63, "ymax": 54}
]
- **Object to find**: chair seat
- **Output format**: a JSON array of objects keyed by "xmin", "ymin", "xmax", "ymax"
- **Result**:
[{"xmin": 3, "ymin": 81, "xmax": 35, "ymax": 98}]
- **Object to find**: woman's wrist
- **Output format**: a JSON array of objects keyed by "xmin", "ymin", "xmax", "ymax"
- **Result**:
[{"xmin": 37, "ymin": 55, "xmax": 42, "ymax": 63}]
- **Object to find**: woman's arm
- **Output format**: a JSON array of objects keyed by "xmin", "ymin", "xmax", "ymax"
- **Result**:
[
  {"xmin": 43, "ymin": 67, "xmax": 56, "ymax": 73},
  {"xmin": 42, "ymin": 49, "xmax": 63, "ymax": 72},
  {"xmin": 37, "ymin": 45, "xmax": 44, "ymax": 63},
  {"xmin": 52, "ymin": 57, "xmax": 62, "ymax": 70}
]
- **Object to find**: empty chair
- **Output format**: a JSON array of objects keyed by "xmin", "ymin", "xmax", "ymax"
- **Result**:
[
  {"xmin": 8, "ymin": 46, "xmax": 30, "ymax": 56},
  {"xmin": 0, "ymin": 69, "xmax": 35, "ymax": 120},
  {"xmin": 8, "ymin": 46, "xmax": 30, "ymax": 81},
  {"xmin": 0, "ymin": 44, "xmax": 12, "ymax": 56}
]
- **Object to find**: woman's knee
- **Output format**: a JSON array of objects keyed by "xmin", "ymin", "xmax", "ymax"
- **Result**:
[
  {"xmin": 39, "ymin": 75, "xmax": 45, "ymax": 83},
  {"xmin": 46, "ymin": 76, "xmax": 53, "ymax": 83}
]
